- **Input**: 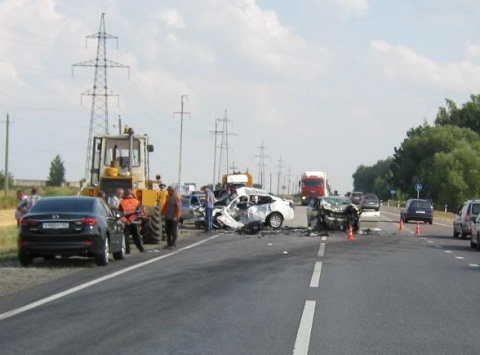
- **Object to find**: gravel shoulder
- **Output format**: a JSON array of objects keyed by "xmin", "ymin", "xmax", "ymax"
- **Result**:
[{"xmin": 0, "ymin": 218, "xmax": 200, "ymax": 299}]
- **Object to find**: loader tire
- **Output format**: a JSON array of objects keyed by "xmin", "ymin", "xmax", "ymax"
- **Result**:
[{"xmin": 141, "ymin": 205, "xmax": 161, "ymax": 244}]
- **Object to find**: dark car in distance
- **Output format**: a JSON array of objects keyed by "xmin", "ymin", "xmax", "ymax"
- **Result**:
[
  {"xmin": 400, "ymin": 198, "xmax": 433, "ymax": 224},
  {"xmin": 18, "ymin": 196, "xmax": 126, "ymax": 266},
  {"xmin": 360, "ymin": 193, "xmax": 380, "ymax": 211},
  {"xmin": 350, "ymin": 191, "xmax": 364, "ymax": 205}
]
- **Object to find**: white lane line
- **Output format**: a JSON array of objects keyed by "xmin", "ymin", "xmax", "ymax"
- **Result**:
[
  {"xmin": 318, "ymin": 243, "xmax": 325, "ymax": 257},
  {"xmin": 0, "ymin": 234, "xmax": 221, "ymax": 322},
  {"xmin": 444, "ymin": 251, "xmax": 453, "ymax": 253},
  {"xmin": 309, "ymin": 262, "xmax": 323, "ymax": 288},
  {"xmin": 321, "ymin": 236, "xmax": 327, "ymax": 241},
  {"xmin": 434, "ymin": 245, "xmax": 442, "ymax": 249},
  {"xmin": 293, "ymin": 300, "xmax": 316, "ymax": 355},
  {"xmin": 469, "ymin": 264, "xmax": 479, "ymax": 267},
  {"xmin": 455, "ymin": 257, "xmax": 465, "ymax": 260},
  {"xmin": 427, "ymin": 240, "xmax": 434, "ymax": 243}
]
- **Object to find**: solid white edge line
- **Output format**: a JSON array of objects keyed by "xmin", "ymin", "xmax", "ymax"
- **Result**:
[
  {"xmin": 293, "ymin": 300, "xmax": 316, "ymax": 355},
  {"xmin": 0, "ymin": 234, "xmax": 221, "ymax": 322},
  {"xmin": 318, "ymin": 243, "xmax": 325, "ymax": 257},
  {"xmin": 309, "ymin": 262, "xmax": 323, "ymax": 288}
]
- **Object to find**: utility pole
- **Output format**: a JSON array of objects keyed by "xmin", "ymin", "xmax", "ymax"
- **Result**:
[
  {"xmin": 276, "ymin": 156, "xmax": 285, "ymax": 195},
  {"xmin": 174, "ymin": 95, "xmax": 190, "ymax": 195},
  {"xmin": 254, "ymin": 141, "xmax": 269, "ymax": 188},
  {"xmin": 210, "ymin": 118, "xmax": 222, "ymax": 189},
  {"xmin": 3, "ymin": 113, "xmax": 9, "ymax": 196},
  {"xmin": 72, "ymin": 12, "xmax": 130, "ymax": 185},
  {"xmin": 118, "ymin": 115, "xmax": 122, "ymax": 134}
]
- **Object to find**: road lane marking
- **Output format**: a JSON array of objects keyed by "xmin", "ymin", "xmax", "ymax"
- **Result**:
[
  {"xmin": 455, "ymin": 257, "xmax": 465, "ymax": 260},
  {"xmin": 469, "ymin": 264, "xmax": 479, "ymax": 267},
  {"xmin": 318, "ymin": 243, "xmax": 325, "ymax": 257},
  {"xmin": 293, "ymin": 300, "xmax": 316, "ymax": 355},
  {"xmin": 309, "ymin": 262, "xmax": 323, "ymax": 288},
  {"xmin": 321, "ymin": 236, "xmax": 327, "ymax": 241},
  {"xmin": 0, "ymin": 234, "xmax": 221, "ymax": 322},
  {"xmin": 444, "ymin": 251, "xmax": 453, "ymax": 253}
]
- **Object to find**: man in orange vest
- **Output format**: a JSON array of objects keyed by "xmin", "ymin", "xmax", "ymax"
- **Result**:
[
  {"xmin": 119, "ymin": 189, "xmax": 145, "ymax": 253},
  {"xmin": 161, "ymin": 186, "xmax": 182, "ymax": 249}
]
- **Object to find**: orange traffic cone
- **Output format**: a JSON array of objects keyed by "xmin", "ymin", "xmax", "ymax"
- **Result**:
[
  {"xmin": 399, "ymin": 219, "xmax": 405, "ymax": 232},
  {"xmin": 347, "ymin": 224, "xmax": 355, "ymax": 240},
  {"xmin": 415, "ymin": 223, "xmax": 421, "ymax": 237}
]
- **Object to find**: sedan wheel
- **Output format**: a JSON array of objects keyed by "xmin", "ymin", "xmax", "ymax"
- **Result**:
[
  {"xmin": 95, "ymin": 237, "xmax": 110, "ymax": 266},
  {"xmin": 267, "ymin": 212, "xmax": 283, "ymax": 228},
  {"xmin": 113, "ymin": 235, "xmax": 126, "ymax": 260}
]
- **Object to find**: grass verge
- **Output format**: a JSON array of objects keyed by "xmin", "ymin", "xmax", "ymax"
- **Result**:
[{"xmin": 0, "ymin": 225, "xmax": 18, "ymax": 262}]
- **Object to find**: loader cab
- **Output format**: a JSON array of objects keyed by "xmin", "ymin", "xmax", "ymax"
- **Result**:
[{"xmin": 89, "ymin": 132, "xmax": 153, "ymax": 192}]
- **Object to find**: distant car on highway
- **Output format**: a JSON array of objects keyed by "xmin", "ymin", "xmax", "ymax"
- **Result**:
[
  {"xmin": 349, "ymin": 191, "xmax": 363, "ymax": 205},
  {"xmin": 400, "ymin": 198, "xmax": 433, "ymax": 224},
  {"xmin": 18, "ymin": 196, "xmax": 126, "ymax": 267},
  {"xmin": 453, "ymin": 199, "xmax": 480, "ymax": 239},
  {"xmin": 360, "ymin": 193, "xmax": 380, "ymax": 211}
]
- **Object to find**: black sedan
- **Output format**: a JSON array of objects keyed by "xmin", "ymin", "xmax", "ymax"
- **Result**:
[{"xmin": 18, "ymin": 196, "xmax": 126, "ymax": 266}]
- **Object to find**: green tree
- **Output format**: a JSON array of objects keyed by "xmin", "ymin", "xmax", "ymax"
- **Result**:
[
  {"xmin": 352, "ymin": 158, "xmax": 393, "ymax": 200},
  {"xmin": 0, "ymin": 170, "xmax": 14, "ymax": 188},
  {"xmin": 47, "ymin": 155, "xmax": 66, "ymax": 187},
  {"xmin": 391, "ymin": 124, "xmax": 480, "ymax": 207},
  {"xmin": 435, "ymin": 94, "xmax": 480, "ymax": 134}
]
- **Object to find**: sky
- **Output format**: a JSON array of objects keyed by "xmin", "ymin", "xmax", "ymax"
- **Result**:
[{"xmin": 1, "ymin": 0, "xmax": 480, "ymax": 195}]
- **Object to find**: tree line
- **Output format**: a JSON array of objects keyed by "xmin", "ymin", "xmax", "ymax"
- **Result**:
[
  {"xmin": 352, "ymin": 94, "xmax": 480, "ymax": 211},
  {"xmin": 1, "ymin": 155, "xmax": 66, "ymax": 188}
]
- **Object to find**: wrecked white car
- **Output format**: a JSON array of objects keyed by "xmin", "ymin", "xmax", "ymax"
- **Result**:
[{"xmin": 216, "ymin": 187, "xmax": 294, "ymax": 230}]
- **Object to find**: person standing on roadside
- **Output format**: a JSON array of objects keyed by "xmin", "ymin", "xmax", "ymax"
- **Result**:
[
  {"xmin": 119, "ymin": 189, "xmax": 145, "ymax": 253},
  {"xmin": 109, "ymin": 188, "xmax": 124, "ymax": 211},
  {"xmin": 19, "ymin": 186, "xmax": 42, "ymax": 215},
  {"xmin": 15, "ymin": 190, "xmax": 28, "ymax": 227},
  {"xmin": 202, "ymin": 186, "xmax": 215, "ymax": 233},
  {"xmin": 158, "ymin": 183, "xmax": 169, "ymax": 241},
  {"xmin": 161, "ymin": 186, "xmax": 181, "ymax": 249}
]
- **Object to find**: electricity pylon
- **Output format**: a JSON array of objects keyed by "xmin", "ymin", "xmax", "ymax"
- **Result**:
[{"xmin": 72, "ymin": 13, "xmax": 130, "ymax": 184}]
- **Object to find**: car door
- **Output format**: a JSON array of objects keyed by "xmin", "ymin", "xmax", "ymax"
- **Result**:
[{"xmin": 97, "ymin": 199, "xmax": 122, "ymax": 251}]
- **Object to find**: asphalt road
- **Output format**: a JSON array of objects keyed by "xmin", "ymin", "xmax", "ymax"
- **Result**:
[{"xmin": 0, "ymin": 206, "xmax": 479, "ymax": 355}]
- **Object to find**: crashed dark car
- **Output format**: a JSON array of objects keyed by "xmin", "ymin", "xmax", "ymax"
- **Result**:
[{"xmin": 306, "ymin": 196, "xmax": 361, "ymax": 233}]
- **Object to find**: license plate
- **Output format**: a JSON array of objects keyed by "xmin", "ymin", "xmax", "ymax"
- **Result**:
[
  {"xmin": 415, "ymin": 211, "xmax": 425, "ymax": 214},
  {"xmin": 43, "ymin": 222, "xmax": 69, "ymax": 229}
]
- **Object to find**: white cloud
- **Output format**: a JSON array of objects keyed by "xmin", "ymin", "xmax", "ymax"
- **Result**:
[
  {"xmin": 467, "ymin": 44, "xmax": 480, "ymax": 58},
  {"xmin": 370, "ymin": 40, "xmax": 480, "ymax": 91},
  {"xmin": 335, "ymin": 0, "xmax": 369, "ymax": 16},
  {"xmin": 316, "ymin": 0, "xmax": 369, "ymax": 17},
  {"xmin": 157, "ymin": 9, "xmax": 186, "ymax": 29}
]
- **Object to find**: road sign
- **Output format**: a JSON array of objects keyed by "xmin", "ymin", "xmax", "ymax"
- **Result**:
[{"xmin": 416, "ymin": 183, "xmax": 422, "ymax": 192}]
